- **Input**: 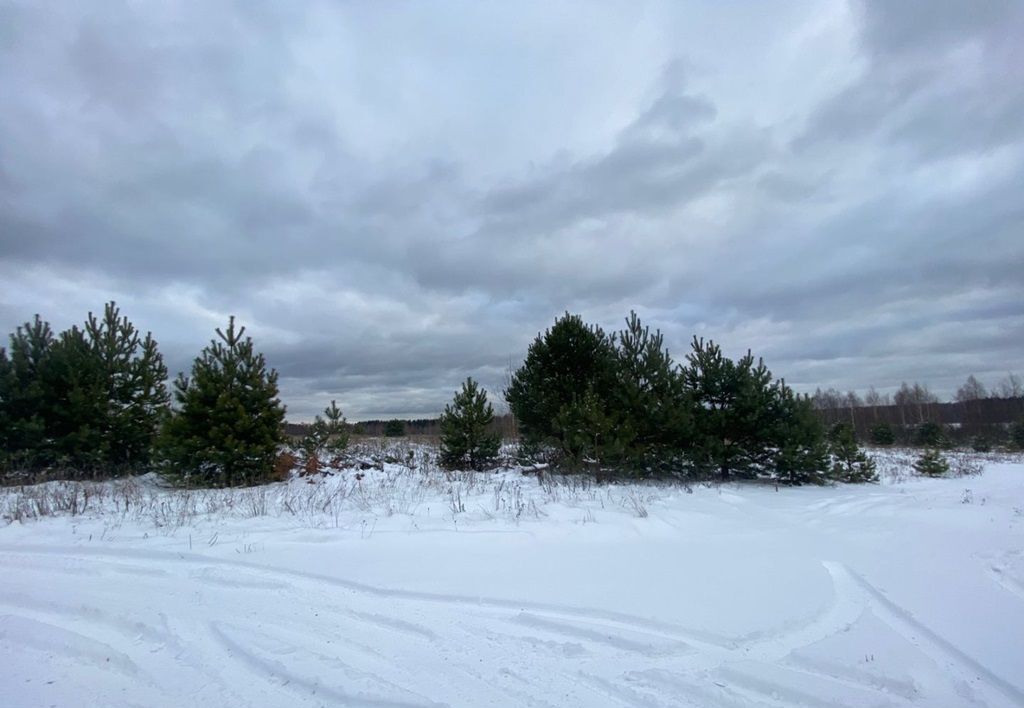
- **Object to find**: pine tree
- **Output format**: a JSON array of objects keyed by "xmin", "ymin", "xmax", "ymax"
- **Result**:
[
  {"xmin": 914, "ymin": 421, "xmax": 946, "ymax": 448},
  {"xmin": 439, "ymin": 378, "xmax": 501, "ymax": 470},
  {"xmin": 827, "ymin": 422, "xmax": 877, "ymax": 483},
  {"xmin": 322, "ymin": 400, "xmax": 349, "ymax": 452},
  {"xmin": 869, "ymin": 422, "xmax": 895, "ymax": 446},
  {"xmin": 682, "ymin": 337, "xmax": 776, "ymax": 480},
  {"xmin": 301, "ymin": 400, "xmax": 349, "ymax": 465},
  {"xmin": 159, "ymin": 317, "xmax": 285, "ymax": 486},
  {"xmin": 0, "ymin": 347, "xmax": 10, "ymax": 468},
  {"xmin": 613, "ymin": 312, "xmax": 692, "ymax": 475},
  {"xmin": 0, "ymin": 316, "xmax": 54, "ymax": 468},
  {"xmin": 1010, "ymin": 417, "xmax": 1024, "ymax": 451},
  {"xmin": 505, "ymin": 313, "xmax": 618, "ymax": 464},
  {"xmin": 553, "ymin": 387, "xmax": 625, "ymax": 469},
  {"xmin": 772, "ymin": 387, "xmax": 829, "ymax": 485},
  {"xmin": 913, "ymin": 448, "xmax": 949, "ymax": 477},
  {"xmin": 83, "ymin": 302, "xmax": 169, "ymax": 469},
  {"xmin": 383, "ymin": 419, "xmax": 406, "ymax": 437},
  {"xmin": 39, "ymin": 326, "xmax": 107, "ymax": 470}
]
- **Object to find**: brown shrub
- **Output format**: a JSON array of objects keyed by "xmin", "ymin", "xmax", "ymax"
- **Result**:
[{"xmin": 271, "ymin": 451, "xmax": 298, "ymax": 481}]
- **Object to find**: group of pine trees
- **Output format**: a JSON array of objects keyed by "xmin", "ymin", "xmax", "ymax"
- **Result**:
[
  {"xmin": 5, "ymin": 304, "xmax": 1012, "ymax": 486},
  {"xmin": 497, "ymin": 312, "xmax": 875, "ymax": 484},
  {"xmin": 1, "ymin": 304, "xmax": 286, "ymax": 486},
  {"xmin": 0, "ymin": 304, "xmax": 169, "ymax": 474}
]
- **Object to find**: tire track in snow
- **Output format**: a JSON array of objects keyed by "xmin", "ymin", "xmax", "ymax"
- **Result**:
[
  {"xmin": 7, "ymin": 544, "xmax": 1018, "ymax": 708},
  {"xmin": 0, "ymin": 591, "xmax": 179, "ymax": 650},
  {"xmin": 0, "ymin": 544, "xmax": 733, "ymax": 649},
  {"xmin": 512, "ymin": 612, "xmax": 693, "ymax": 656},
  {"xmin": 987, "ymin": 564, "xmax": 1024, "ymax": 603},
  {"xmin": 209, "ymin": 621, "xmax": 447, "ymax": 708},
  {"xmin": 736, "ymin": 561, "xmax": 863, "ymax": 665},
  {"xmin": 2, "ymin": 546, "xmax": 587, "ymax": 708},
  {"xmin": 834, "ymin": 562, "xmax": 1024, "ymax": 707},
  {"xmin": 0, "ymin": 612, "xmax": 142, "ymax": 677}
]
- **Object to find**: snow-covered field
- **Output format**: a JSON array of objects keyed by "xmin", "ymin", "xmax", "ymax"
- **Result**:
[{"xmin": 2, "ymin": 450, "xmax": 1023, "ymax": 707}]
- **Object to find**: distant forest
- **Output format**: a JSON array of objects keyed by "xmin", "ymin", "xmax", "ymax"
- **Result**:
[
  {"xmin": 287, "ymin": 379, "xmax": 1024, "ymax": 446},
  {"xmin": 809, "ymin": 376, "xmax": 1023, "ymax": 443},
  {"xmin": 285, "ymin": 415, "xmax": 517, "ymax": 440}
]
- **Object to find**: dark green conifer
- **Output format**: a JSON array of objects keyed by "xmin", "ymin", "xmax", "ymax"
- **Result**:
[
  {"xmin": 682, "ymin": 337, "xmax": 776, "ymax": 480},
  {"xmin": 827, "ymin": 422, "xmax": 877, "ymax": 483},
  {"xmin": 439, "ymin": 378, "xmax": 501, "ymax": 470},
  {"xmin": 159, "ymin": 317, "xmax": 285, "ymax": 486},
  {"xmin": 613, "ymin": 312, "xmax": 692, "ymax": 475},
  {"xmin": 869, "ymin": 422, "xmax": 895, "ymax": 446},
  {"xmin": 0, "ymin": 316, "xmax": 53, "ymax": 466},
  {"xmin": 913, "ymin": 448, "xmax": 949, "ymax": 477},
  {"xmin": 39, "ymin": 326, "xmax": 107, "ymax": 469},
  {"xmin": 83, "ymin": 302, "xmax": 169, "ymax": 469},
  {"xmin": 914, "ymin": 421, "xmax": 946, "ymax": 448},
  {"xmin": 383, "ymin": 419, "xmax": 406, "ymax": 437},
  {"xmin": 302, "ymin": 400, "xmax": 349, "ymax": 460},
  {"xmin": 1010, "ymin": 417, "xmax": 1024, "ymax": 450},
  {"xmin": 505, "ymin": 313, "xmax": 618, "ymax": 463},
  {"xmin": 772, "ymin": 387, "xmax": 829, "ymax": 484}
]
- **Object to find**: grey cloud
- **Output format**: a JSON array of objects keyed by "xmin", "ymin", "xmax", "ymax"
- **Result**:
[
  {"xmin": 1, "ymin": 1, "xmax": 1021, "ymax": 419},
  {"xmin": 797, "ymin": 0, "xmax": 1024, "ymax": 160}
]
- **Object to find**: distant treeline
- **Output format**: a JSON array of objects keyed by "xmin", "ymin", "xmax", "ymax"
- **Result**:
[
  {"xmin": 812, "ymin": 397, "xmax": 1024, "ymax": 443},
  {"xmin": 286, "ymin": 414, "xmax": 516, "ymax": 440},
  {"xmin": 288, "ymin": 400, "xmax": 1024, "ymax": 447},
  {"xmin": 810, "ymin": 377, "xmax": 1024, "ymax": 444}
]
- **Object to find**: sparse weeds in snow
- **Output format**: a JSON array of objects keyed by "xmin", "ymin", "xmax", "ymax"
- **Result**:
[
  {"xmin": 622, "ymin": 487, "xmax": 651, "ymax": 518},
  {"xmin": 2, "ymin": 480, "xmax": 95, "ymax": 522},
  {"xmin": 869, "ymin": 447, "xmax": 997, "ymax": 483},
  {"xmin": 947, "ymin": 451, "xmax": 984, "ymax": 478},
  {"xmin": 1, "ymin": 439, "xmax": 1010, "ymax": 531},
  {"xmin": 448, "ymin": 484, "xmax": 465, "ymax": 515}
]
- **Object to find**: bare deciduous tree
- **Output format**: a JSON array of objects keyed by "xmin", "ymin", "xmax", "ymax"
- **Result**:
[
  {"xmin": 995, "ymin": 372, "xmax": 1022, "ymax": 399},
  {"xmin": 955, "ymin": 375, "xmax": 987, "ymax": 402}
]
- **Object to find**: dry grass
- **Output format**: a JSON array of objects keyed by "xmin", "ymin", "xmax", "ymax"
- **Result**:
[{"xmin": 3, "ymin": 440, "xmax": 1017, "ymax": 531}]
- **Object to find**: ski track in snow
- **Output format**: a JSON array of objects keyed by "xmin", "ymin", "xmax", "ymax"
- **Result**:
[{"xmin": 1, "ymin": 539, "xmax": 1022, "ymax": 708}]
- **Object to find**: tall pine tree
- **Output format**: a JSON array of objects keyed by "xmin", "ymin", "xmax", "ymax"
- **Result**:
[
  {"xmin": 0, "ymin": 316, "xmax": 54, "ymax": 468},
  {"xmin": 682, "ymin": 337, "xmax": 776, "ymax": 480},
  {"xmin": 613, "ymin": 312, "xmax": 692, "ymax": 475},
  {"xmin": 771, "ymin": 386, "xmax": 829, "ymax": 485},
  {"xmin": 505, "ymin": 313, "xmax": 618, "ymax": 463},
  {"xmin": 159, "ymin": 317, "xmax": 285, "ymax": 486},
  {"xmin": 39, "ymin": 325, "xmax": 107, "ymax": 470},
  {"xmin": 84, "ymin": 302, "xmax": 169, "ymax": 469}
]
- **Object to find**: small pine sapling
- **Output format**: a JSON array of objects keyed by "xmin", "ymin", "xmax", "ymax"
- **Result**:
[
  {"xmin": 300, "ymin": 400, "xmax": 349, "ymax": 473},
  {"xmin": 828, "ymin": 423, "xmax": 877, "ymax": 483},
  {"xmin": 1011, "ymin": 417, "xmax": 1024, "ymax": 451},
  {"xmin": 439, "ymin": 378, "xmax": 501, "ymax": 471},
  {"xmin": 869, "ymin": 422, "xmax": 895, "ymax": 446},
  {"xmin": 913, "ymin": 448, "xmax": 949, "ymax": 477}
]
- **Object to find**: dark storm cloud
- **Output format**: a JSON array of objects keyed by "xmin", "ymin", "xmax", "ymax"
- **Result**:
[{"xmin": 1, "ymin": 0, "xmax": 1021, "ymax": 419}]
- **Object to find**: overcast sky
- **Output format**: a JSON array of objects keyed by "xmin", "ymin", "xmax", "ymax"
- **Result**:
[{"xmin": 1, "ymin": 1, "xmax": 1022, "ymax": 420}]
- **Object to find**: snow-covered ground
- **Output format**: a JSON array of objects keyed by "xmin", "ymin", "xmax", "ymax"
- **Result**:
[{"xmin": 2, "ymin": 451, "xmax": 1023, "ymax": 707}]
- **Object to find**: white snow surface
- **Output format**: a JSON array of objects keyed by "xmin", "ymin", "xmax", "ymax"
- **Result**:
[{"xmin": 2, "ymin": 452, "xmax": 1023, "ymax": 707}]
